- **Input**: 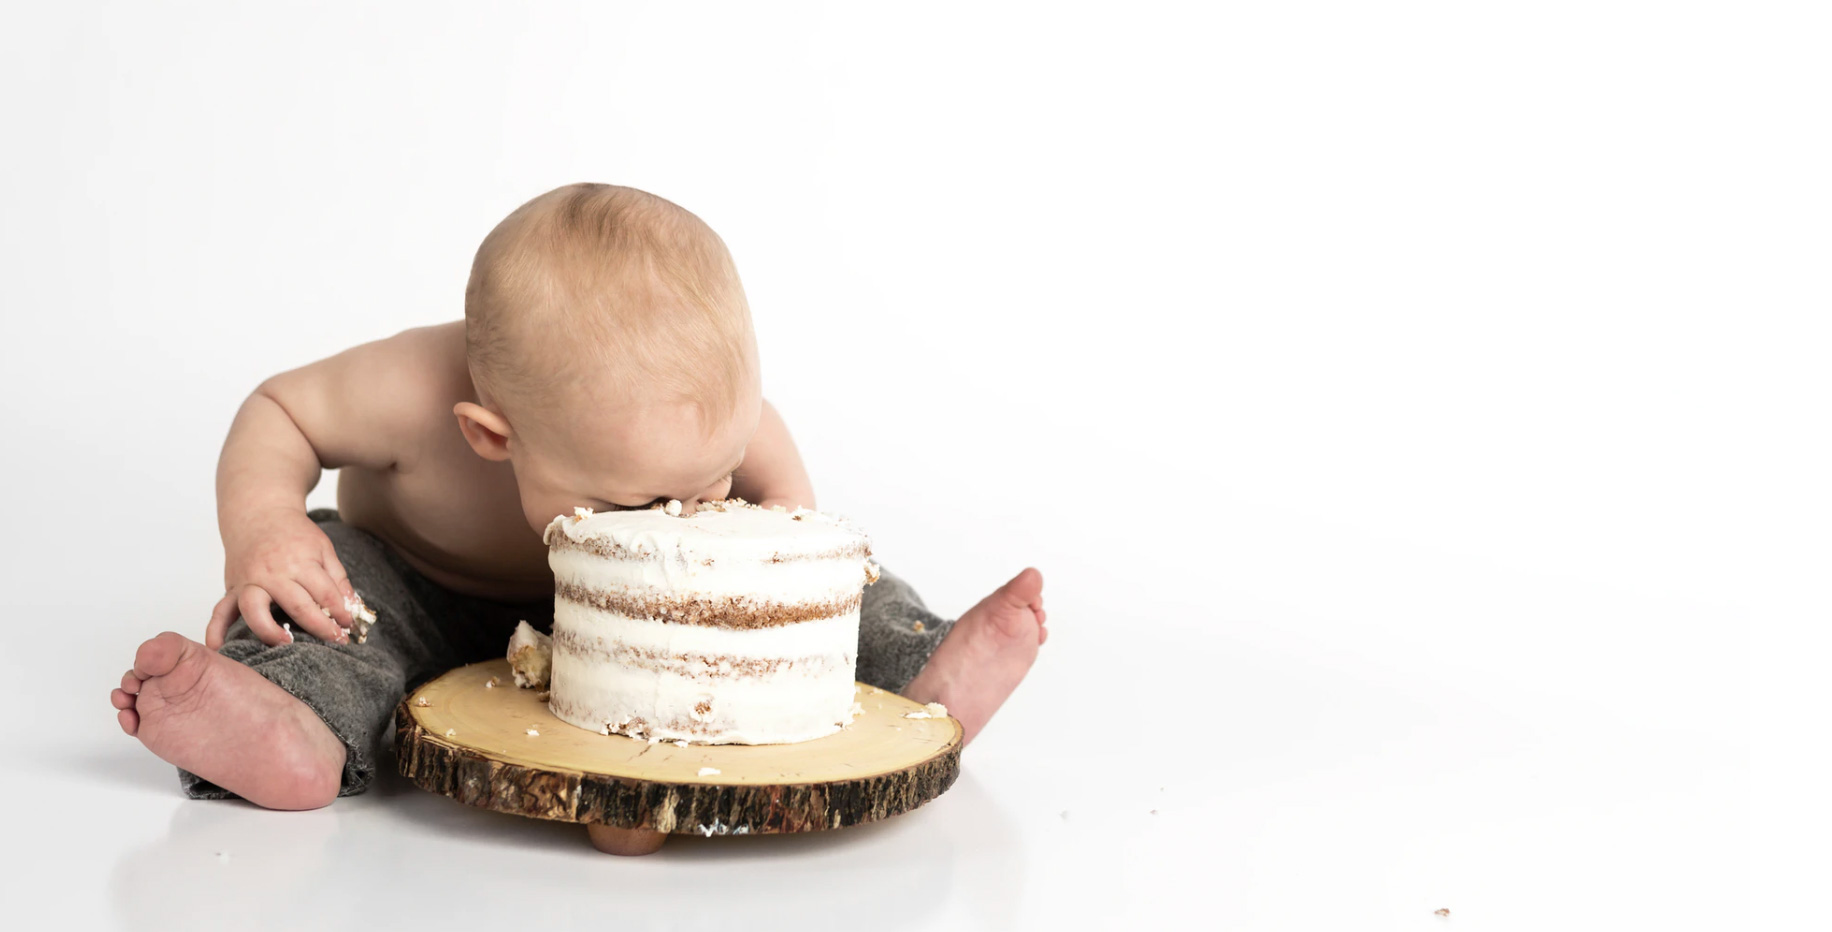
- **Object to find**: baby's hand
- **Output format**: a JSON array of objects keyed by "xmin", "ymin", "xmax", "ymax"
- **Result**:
[{"xmin": 206, "ymin": 509, "xmax": 356, "ymax": 649}]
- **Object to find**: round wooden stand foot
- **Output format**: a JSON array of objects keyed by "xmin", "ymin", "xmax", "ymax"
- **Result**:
[{"xmin": 587, "ymin": 824, "xmax": 668, "ymax": 856}]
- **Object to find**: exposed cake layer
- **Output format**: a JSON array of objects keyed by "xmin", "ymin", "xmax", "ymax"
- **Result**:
[
  {"xmin": 553, "ymin": 628, "xmax": 850, "ymax": 680},
  {"xmin": 554, "ymin": 579, "xmax": 862, "ymax": 630},
  {"xmin": 549, "ymin": 598, "xmax": 861, "ymax": 744}
]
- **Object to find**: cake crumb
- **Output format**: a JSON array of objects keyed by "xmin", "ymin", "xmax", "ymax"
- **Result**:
[
  {"xmin": 506, "ymin": 620, "xmax": 552, "ymax": 688},
  {"xmin": 665, "ymin": 499, "xmax": 682, "ymax": 516},
  {"xmin": 923, "ymin": 701, "xmax": 948, "ymax": 717},
  {"xmin": 1434, "ymin": 908, "xmax": 1450, "ymax": 918},
  {"xmin": 864, "ymin": 560, "xmax": 881, "ymax": 585},
  {"xmin": 536, "ymin": 691, "xmax": 551, "ymax": 702},
  {"xmin": 770, "ymin": 504, "xmax": 786, "ymax": 512},
  {"xmin": 343, "ymin": 593, "xmax": 378, "ymax": 643},
  {"xmin": 698, "ymin": 767, "xmax": 721, "ymax": 776},
  {"xmin": 526, "ymin": 728, "xmax": 539, "ymax": 736},
  {"xmin": 485, "ymin": 676, "xmax": 499, "ymax": 689},
  {"xmin": 282, "ymin": 622, "xmax": 292, "ymax": 640},
  {"xmin": 673, "ymin": 739, "xmax": 689, "ymax": 748},
  {"xmin": 573, "ymin": 506, "xmax": 593, "ymax": 520},
  {"xmin": 912, "ymin": 620, "xmax": 925, "ymax": 633},
  {"xmin": 414, "ymin": 696, "xmax": 430, "ymax": 707}
]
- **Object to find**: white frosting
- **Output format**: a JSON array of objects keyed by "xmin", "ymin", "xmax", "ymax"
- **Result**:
[
  {"xmin": 549, "ymin": 602, "xmax": 860, "ymax": 744},
  {"xmin": 344, "ymin": 593, "xmax": 378, "ymax": 643},
  {"xmin": 543, "ymin": 499, "xmax": 870, "ymax": 565},
  {"xmin": 547, "ymin": 544, "xmax": 866, "ymax": 600},
  {"xmin": 544, "ymin": 500, "xmax": 875, "ymax": 745}
]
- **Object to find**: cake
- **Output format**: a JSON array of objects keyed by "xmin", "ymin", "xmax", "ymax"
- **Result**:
[
  {"xmin": 505, "ymin": 620, "xmax": 552, "ymax": 688},
  {"xmin": 540, "ymin": 499, "xmax": 880, "ymax": 745}
]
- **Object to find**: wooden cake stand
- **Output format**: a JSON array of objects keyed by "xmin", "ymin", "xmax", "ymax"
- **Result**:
[{"xmin": 394, "ymin": 659, "xmax": 962, "ymax": 855}]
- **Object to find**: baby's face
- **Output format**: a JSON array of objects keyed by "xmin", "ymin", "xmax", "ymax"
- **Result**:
[{"xmin": 507, "ymin": 388, "xmax": 761, "ymax": 535}]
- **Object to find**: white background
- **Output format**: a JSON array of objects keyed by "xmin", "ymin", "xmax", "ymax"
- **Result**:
[{"xmin": 0, "ymin": 2, "xmax": 1821, "ymax": 929}]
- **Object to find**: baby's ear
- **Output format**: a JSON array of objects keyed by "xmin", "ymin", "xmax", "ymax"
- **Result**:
[{"xmin": 454, "ymin": 402, "xmax": 513, "ymax": 461}]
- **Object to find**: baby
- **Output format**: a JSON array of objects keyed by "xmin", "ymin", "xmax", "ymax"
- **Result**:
[{"xmin": 108, "ymin": 183, "xmax": 1048, "ymax": 810}]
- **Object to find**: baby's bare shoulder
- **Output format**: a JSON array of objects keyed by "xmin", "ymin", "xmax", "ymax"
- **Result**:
[
  {"xmin": 358, "ymin": 321, "xmax": 469, "ymax": 390},
  {"xmin": 261, "ymin": 321, "xmax": 471, "ymax": 471}
]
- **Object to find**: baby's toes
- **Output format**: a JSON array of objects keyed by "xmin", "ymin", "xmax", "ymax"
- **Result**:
[
  {"xmin": 133, "ymin": 632, "xmax": 187, "ymax": 679},
  {"xmin": 118, "ymin": 707, "xmax": 139, "ymax": 735},
  {"xmin": 111, "ymin": 687, "xmax": 135, "ymax": 710},
  {"xmin": 120, "ymin": 669, "xmax": 141, "ymax": 695}
]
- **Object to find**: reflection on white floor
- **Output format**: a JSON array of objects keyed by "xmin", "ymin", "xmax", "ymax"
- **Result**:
[
  {"xmin": 104, "ymin": 760, "xmax": 1022, "ymax": 932},
  {"xmin": 9, "ymin": 555, "xmax": 1749, "ymax": 932}
]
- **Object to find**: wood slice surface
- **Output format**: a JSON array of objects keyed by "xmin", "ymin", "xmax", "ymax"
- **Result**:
[{"xmin": 395, "ymin": 659, "xmax": 961, "ymax": 836}]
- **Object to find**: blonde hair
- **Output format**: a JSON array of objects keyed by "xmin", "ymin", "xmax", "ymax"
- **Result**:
[{"xmin": 464, "ymin": 183, "xmax": 756, "ymax": 437}]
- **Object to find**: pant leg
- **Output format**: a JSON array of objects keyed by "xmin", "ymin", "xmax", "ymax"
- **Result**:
[
  {"xmin": 855, "ymin": 564, "xmax": 952, "ymax": 693},
  {"xmin": 179, "ymin": 509, "xmax": 471, "ymax": 800}
]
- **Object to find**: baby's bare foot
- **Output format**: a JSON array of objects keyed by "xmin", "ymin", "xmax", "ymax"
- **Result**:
[
  {"xmin": 901, "ymin": 567, "xmax": 1047, "ymax": 747},
  {"xmin": 110, "ymin": 632, "xmax": 346, "ymax": 810}
]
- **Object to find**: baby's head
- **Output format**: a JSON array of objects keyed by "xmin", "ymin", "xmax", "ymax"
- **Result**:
[{"xmin": 453, "ymin": 183, "xmax": 762, "ymax": 533}]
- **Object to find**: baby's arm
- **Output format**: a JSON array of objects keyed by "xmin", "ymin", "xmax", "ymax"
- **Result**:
[
  {"xmin": 730, "ymin": 399, "xmax": 816, "ymax": 510},
  {"xmin": 205, "ymin": 329, "xmax": 436, "ymax": 648}
]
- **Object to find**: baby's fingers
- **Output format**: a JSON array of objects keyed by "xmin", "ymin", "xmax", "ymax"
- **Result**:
[
  {"xmin": 301, "ymin": 566, "xmax": 352, "ymax": 628},
  {"xmin": 320, "ymin": 543, "xmax": 355, "ymax": 601},
  {"xmin": 275, "ymin": 580, "xmax": 347, "ymax": 645},
  {"xmin": 237, "ymin": 586, "xmax": 293, "ymax": 647},
  {"xmin": 205, "ymin": 591, "xmax": 240, "ymax": 649}
]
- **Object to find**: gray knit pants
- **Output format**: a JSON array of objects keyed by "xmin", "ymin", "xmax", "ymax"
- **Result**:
[{"xmin": 179, "ymin": 508, "xmax": 953, "ymax": 800}]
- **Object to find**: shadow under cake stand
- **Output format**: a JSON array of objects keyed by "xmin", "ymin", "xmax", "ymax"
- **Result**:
[{"xmin": 394, "ymin": 659, "xmax": 962, "ymax": 855}]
